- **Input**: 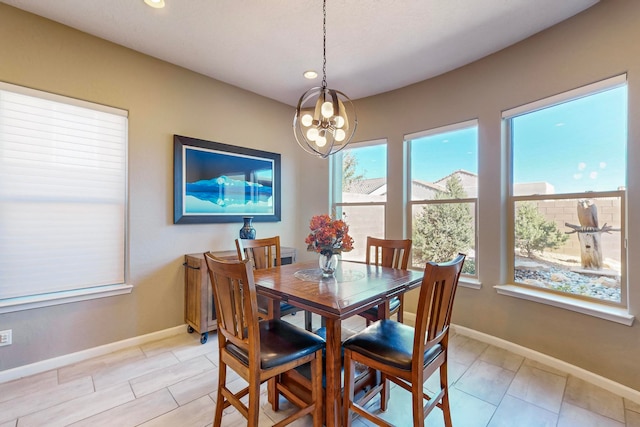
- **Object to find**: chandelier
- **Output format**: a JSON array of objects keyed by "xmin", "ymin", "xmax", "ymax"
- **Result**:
[{"xmin": 293, "ymin": 0, "xmax": 357, "ymax": 158}]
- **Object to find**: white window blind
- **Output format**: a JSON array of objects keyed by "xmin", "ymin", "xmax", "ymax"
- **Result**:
[{"xmin": 0, "ymin": 83, "xmax": 128, "ymax": 302}]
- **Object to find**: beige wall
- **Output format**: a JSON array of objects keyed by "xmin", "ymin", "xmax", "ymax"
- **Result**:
[
  {"xmin": 355, "ymin": 0, "xmax": 640, "ymax": 390},
  {"xmin": 0, "ymin": 4, "xmax": 328, "ymax": 372},
  {"xmin": 1, "ymin": 1, "xmax": 640, "ymax": 392}
]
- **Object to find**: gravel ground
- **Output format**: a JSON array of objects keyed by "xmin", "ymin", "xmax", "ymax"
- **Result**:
[{"xmin": 514, "ymin": 257, "xmax": 621, "ymax": 302}]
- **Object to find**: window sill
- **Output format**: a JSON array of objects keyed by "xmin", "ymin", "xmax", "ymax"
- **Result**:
[
  {"xmin": 494, "ymin": 284, "xmax": 634, "ymax": 326},
  {"xmin": 407, "ymin": 269, "xmax": 481, "ymax": 290},
  {"xmin": 460, "ymin": 277, "xmax": 482, "ymax": 290},
  {"xmin": 0, "ymin": 284, "xmax": 133, "ymax": 314}
]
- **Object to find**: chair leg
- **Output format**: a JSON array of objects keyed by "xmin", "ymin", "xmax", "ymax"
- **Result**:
[
  {"xmin": 380, "ymin": 374, "xmax": 390, "ymax": 411},
  {"xmin": 343, "ymin": 351, "xmax": 356, "ymax": 427},
  {"xmin": 440, "ymin": 365, "xmax": 453, "ymax": 427},
  {"xmin": 272, "ymin": 375, "xmax": 280, "ymax": 412},
  {"xmin": 311, "ymin": 350, "xmax": 323, "ymax": 427},
  {"xmin": 213, "ymin": 361, "xmax": 226, "ymax": 427},
  {"xmin": 397, "ymin": 295, "xmax": 404, "ymax": 323},
  {"xmin": 304, "ymin": 310, "xmax": 313, "ymax": 331},
  {"xmin": 412, "ymin": 382, "xmax": 425, "ymax": 427},
  {"xmin": 248, "ymin": 375, "xmax": 261, "ymax": 426}
]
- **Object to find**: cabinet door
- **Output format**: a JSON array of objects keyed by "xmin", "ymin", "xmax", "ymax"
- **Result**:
[
  {"xmin": 205, "ymin": 273, "xmax": 217, "ymax": 328},
  {"xmin": 184, "ymin": 256, "xmax": 203, "ymax": 330}
]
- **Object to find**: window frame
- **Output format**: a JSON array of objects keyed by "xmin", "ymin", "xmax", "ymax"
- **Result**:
[
  {"xmin": 330, "ymin": 139, "xmax": 387, "ymax": 261},
  {"xmin": 501, "ymin": 74, "xmax": 628, "ymax": 315},
  {"xmin": 0, "ymin": 82, "xmax": 131, "ymax": 314},
  {"xmin": 508, "ymin": 191, "xmax": 626, "ymax": 307},
  {"xmin": 405, "ymin": 119, "xmax": 480, "ymax": 283}
]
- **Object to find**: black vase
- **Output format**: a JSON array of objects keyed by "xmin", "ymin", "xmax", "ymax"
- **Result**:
[{"xmin": 239, "ymin": 216, "xmax": 256, "ymax": 239}]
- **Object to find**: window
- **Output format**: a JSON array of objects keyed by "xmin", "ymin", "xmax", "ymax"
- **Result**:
[
  {"xmin": 331, "ymin": 141, "xmax": 386, "ymax": 262},
  {"xmin": 406, "ymin": 120, "xmax": 478, "ymax": 277},
  {"xmin": 0, "ymin": 82, "xmax": 130, "ymax": 313},
  {"xmin": 505, "ymin": 75, "xmax": 627, "ymax": 306}
]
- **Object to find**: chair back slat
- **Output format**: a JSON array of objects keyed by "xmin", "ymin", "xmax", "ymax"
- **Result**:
[
  {"xmin": 214, "ymin": 273, "xmax": 240, "ymax": 337},
  {"xmin": 204, "ymin": 253, "xmax": 260, "ymax": 360},
  {"xmin": 365, "ymin": 236, "xmax": 411, "ymax": 269},
  {"xmin": 236, "ymin": 236, "xmax": 281, "ymax": 270},
  {"xmin": 415, "ymin": 254, "xmax": 466, "ymax": 355}
]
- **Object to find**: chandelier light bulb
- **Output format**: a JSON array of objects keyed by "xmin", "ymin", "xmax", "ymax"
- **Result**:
[
  {"xmin": 316, "ymin": 135, "xmax": 327, "ymax": 147},
  {"xmin": 301, "ymin": 113, "xmax": 313, "ymax": 127},
  {"xmin": 321, "ymin": 101, "xmax": 334, "ymax": 119},
  {"xmin": 334, "ymin": 115, "xmax": 345, "ymax": 128},
  {"xmin": 307, "ymin": 127, "xmax": 319, "ymax": 141},
  {"xmin": 334, "ymin": 129, "xmax": 346, "ymax": 142}
]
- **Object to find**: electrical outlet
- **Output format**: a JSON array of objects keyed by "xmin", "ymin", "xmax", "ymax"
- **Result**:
[{"xmin": 0, "ymin": 329, "xmax": 12, "ymax": 346}]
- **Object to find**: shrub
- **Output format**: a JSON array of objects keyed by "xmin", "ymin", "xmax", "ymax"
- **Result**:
[
  {"xmin": 413, "ymin": 175, "xmax": 474, "ymax": 272},
  {"xmin": 515, "ymin": 202, "xmax": 568, "ymax": 257}
]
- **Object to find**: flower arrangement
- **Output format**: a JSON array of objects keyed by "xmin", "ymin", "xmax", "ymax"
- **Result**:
[{"xmin": 305, "ymin": 213, "xmax": 354, "ymax": 255}]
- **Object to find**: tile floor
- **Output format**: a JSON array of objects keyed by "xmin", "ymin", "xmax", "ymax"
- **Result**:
[{"xmin": 1, "ymin": 313, "xmax": 638, "ymax": 427}]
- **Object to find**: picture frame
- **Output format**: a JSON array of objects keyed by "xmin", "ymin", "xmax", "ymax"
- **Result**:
[{"xmin": 173, "ymin": 135, "xmax": 281, "ymax": 224}]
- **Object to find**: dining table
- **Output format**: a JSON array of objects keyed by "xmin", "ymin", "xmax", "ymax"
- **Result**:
[{"xmin": 252, "ymin": 259, "xmax": 424, "ymax": 427}]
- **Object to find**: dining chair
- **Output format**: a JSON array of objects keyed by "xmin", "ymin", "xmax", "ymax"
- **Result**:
[
  {"xmin": 236, "ymin": 236, "xmax": 311, "ymax": 329},
  {"xmin": 359, "ymin": 236, "xmax": 412, "ymax": 326},
  {"xmin": 342, "ymin": 253, "xmax": 466, "ymax": 427},
  {"xmin": 203, "ymin": 253, "xmax": 325, "ymax": 427}
]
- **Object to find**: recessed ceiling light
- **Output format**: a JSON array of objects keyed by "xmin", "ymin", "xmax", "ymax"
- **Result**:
[
  {"xmin": 303, "ymin": 70, "xmax": 318, "ymax": 79},
  {"xmin": 144, "ymin": 0, "xmax": 165, "ymax": 8}
]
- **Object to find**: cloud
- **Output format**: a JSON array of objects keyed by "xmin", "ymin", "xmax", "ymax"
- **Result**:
[
  {"xmin": 590, "ymin": 171, "xmax": 598, "ymax": 179},
  {"xmin": 573, "ymin": 173, "xmax": 582, "ymax": 180},
  {"xmin": 578, "ymin": 162, "xmax": 587, "ymax": 171},
  {"xmin": 599, "ymin": 162, "xmax": 607, "ymax": 169}
]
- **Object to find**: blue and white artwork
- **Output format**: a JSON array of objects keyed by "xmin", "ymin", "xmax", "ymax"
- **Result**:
[
  {"xmin": 174, "ymin": 135, "xmax": 281, "ymax": 224},
  {"xmin": 183, "ymin": 146, "xmax": 274, "ymax": 215}
]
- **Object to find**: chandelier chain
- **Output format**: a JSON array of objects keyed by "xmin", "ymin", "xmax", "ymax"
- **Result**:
[
  {"xmin": 322, "ymin": 0, "xmax": 327, "ymax": 88},
  {"xmin": 293, "ymin": 0, "xmax": 357, "ymax": 158}
]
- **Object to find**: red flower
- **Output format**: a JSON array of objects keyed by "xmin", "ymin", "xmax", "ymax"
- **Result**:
[{"xmin": 306, "ymin": 214, "xmax": 354, "ymax": 254}]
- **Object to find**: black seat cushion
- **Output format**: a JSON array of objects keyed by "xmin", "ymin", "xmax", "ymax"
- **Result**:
[
  {"xmin": 227, "ymin": 319, "xmax": 325, "ymax": 370},
  {"xmin": 342, "ymin": 319, "xmax": 442, "ymax": 371},
  {"xmin": 360, "ymin": 296, "xmax": 401, "ymax": 318}
]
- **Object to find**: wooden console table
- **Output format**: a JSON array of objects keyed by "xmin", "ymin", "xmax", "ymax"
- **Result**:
[{"xmin": 183, "ymin": 247, "xmax": 297, "ymax": 343}]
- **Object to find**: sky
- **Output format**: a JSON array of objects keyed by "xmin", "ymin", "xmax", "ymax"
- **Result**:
[
  {"xmin": 512, "ymin": 86, "xmax": 626, "ymax": 193},
  {"xmin": 346, "ymin": 85, "xmax": 627, "ymax": 195}
]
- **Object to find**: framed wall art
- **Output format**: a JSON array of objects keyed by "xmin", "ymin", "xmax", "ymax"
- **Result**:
[{"xmin": 173, "ymin": 135, "xmax": 281, "ymax": 224}]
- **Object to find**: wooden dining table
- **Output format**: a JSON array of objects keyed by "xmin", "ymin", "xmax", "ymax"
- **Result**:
[{"xmin": 252, "ymin": 259, "xmax": 424, "ymax": 427}]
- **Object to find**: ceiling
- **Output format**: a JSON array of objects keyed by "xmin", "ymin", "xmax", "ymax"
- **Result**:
[{"xmin": 1, "ymin": 0, "xmax": 599, "ymax": 106}]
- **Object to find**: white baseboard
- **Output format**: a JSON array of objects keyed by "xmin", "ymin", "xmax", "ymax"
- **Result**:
[
  {"xmin": 403, "ymin": 311, "xmax": 640, "ymax": 404},
  {"xmin": 0, "ymin": 325, "xmax": 186, "ymax": 384}
]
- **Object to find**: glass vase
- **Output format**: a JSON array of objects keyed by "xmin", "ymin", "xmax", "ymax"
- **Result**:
[{"xmin": 319, "ymin": 250, "xmax": 339, "ymax": 277}]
